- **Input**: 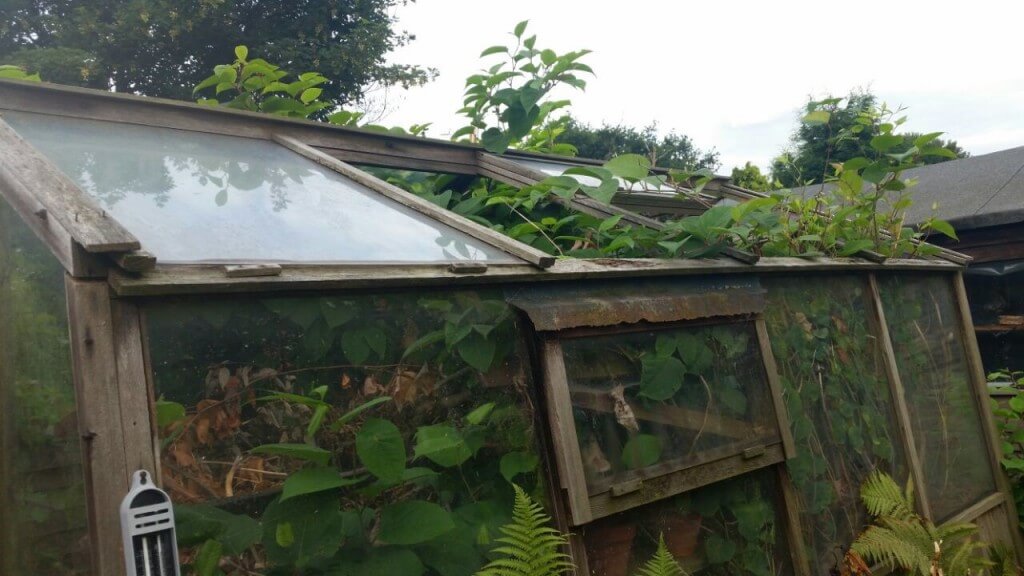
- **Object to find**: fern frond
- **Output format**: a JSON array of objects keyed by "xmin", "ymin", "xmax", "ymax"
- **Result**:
[
  {"xmin": 634, "ymin": 534, "xmax": 689, "ymax": 576},
  {"xmin": 852, "ymin": 524, "xmax": 932, "ymax": 576},
  {"xmin": 860, "ymin": 471, "xmax": 916, "ymax": 520},
  {"xmin": 476, "ymin": 484, "xmax": 574, "ymax": 576}
]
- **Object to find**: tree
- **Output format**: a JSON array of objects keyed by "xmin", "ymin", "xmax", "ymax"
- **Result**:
[
  {"xmin": 771, "ymin": 90, "xmax": 967, "ymax": 188},
  {"xmin": 0, "ymin": 0, "xmax": 434, "ymax": 106},
  {"xmin": 559, "ymin": 116, "xmax": 719, "ymax": 171},
  {"xmin": 730, "ymin": 162, "xmax": 771, "ymax": 192}
]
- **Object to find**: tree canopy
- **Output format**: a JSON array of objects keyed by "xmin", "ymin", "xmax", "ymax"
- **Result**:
[
  {"xmin": 0, "ymin": 0, "xmax": 434, "ymax": 105},
  {"xmin": 559, "ymin": 116, "xmax": 719, "ymax": 171},
  {"xmin": 770, "ymin": 90, "xmax": 967, "ymax": 188},
  {"xmin": 730, "ymin": 162, "xmax": 772, "ymax": 192}
]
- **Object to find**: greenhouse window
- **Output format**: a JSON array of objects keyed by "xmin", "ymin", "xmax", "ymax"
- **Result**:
[
  {"xmin": 509, "ymin": 278, "xmax": 794, "ymax": 525},
  {"xmin": 2, "ymin": 111, "xmax": 519, "ymax": 265}
]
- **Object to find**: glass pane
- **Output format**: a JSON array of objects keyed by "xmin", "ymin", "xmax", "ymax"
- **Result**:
[
  {"xmin": 879, "ymin": 273, "xmax": 997, "ymax": 520},
  {"xmin": 0, "ymin": 198, "xmax": 91, "ymax": 574},
  {"xmin": 561, "ymin": 323, "xmax": 780, "ymax": 496},
  {"xmin": 515, "ymin": 158, "xmax": 678, "ymax": 192},
  {"xmin": 582, "ymin": 469, "xmax": 793, "ymax": 576},
  {"xmin": 146, "ymin": 290, "xmax": 543, "ymax": 574},
  {"xmin": 764, "ymin": 275, "xmax": 908, "ymax": 573},
  {"xmin": 5, "ymin": 111, "xmax": 517, "ymax": 264}
]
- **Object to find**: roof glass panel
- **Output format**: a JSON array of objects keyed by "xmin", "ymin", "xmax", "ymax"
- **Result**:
[
  {"xmin": 4, "ymin": 111, "xmax": 517, "ymax": 264},
  {"xmin": 515, "ymin": 157, "xmax": 678, "ymax": 193}
]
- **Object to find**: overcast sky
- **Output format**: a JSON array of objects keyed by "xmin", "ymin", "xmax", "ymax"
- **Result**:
[{"xmin": 377, "ymin": 0, "xmax": 1024, "ymax": 174}]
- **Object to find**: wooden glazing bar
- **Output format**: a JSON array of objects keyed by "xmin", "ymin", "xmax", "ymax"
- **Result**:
[
  {"xmin": 0, "ymin": 116, "xmax": 139, "ymax": 253},
  {"xmin": 866, "ymin": 273, "xmax": 933, "ymax": 520},
  {"xmin": 953, "ymin": 272, "xmax": 1024, "ymax": 559},
  {"xmin": 756, "ymin": 317, "xmax": 798, "ymax": 459},
  {"xmin": 540, "ymin": 339, "xmax": 592, "ymax": 525}
]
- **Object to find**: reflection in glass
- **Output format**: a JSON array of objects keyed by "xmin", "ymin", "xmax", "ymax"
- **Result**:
[
  {"xmin": 582, "ymin": 469, "xmax": 793, "ymax": 576},
  {"xmin": 561, "ymin": 323, "xmax": 779, "ymax": 495},
  {"xmin": 879, "ymin": 274, "xmax": 996, "ymax": 521},
  {"xmin": 764, "ymin": 275, "xmax": 907, "ymax": 573},
  {"xmin": 5, "ymin": 112, "xmax": 516, "ymax": 263},
  {"xmin": 0, "ymin": 199, "xmax": 90, "ymax": 574}
]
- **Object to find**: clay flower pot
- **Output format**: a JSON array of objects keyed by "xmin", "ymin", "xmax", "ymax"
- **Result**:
[
  {"xmin": 585, "ymin": 522, "xmax": 637, "ymax": 576},
  {"xmin": 662, "ymin": 512, "xmax": 702, "ymax": 559}
]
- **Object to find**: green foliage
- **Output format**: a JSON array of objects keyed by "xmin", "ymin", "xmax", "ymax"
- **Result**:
[
  {"xmin": 0, "ymin": 64, "xmax": 41, "ymax": 81},
  {"xmin": 634, "ymin": 534, "xmax": 690, "ymax": 576},
  {"xmin": 850, "ymin": 471, "xmax": 991, "ymax": 576},
  {"xmin": 456, "ymin": 21, "xmax": 593, "ymax": 153},
  {"xmin": 559, "ymin": 116, "xmax": 719, "ymax": 171},
  {"xmin": 771, "ymin": 90, "xmax": 967, "ymax": 188},
  {"xmin": 0, "ymin": 0, "xmax": 433, "ymax": 105},
  {"xmin": 729, "ymin": 162, "xmax": 772, "ymax": 192},
  {"xmin": 989, "ymin": 370, "xmax": 1024, "ymax": 530},
  {"xmin": 474, "ymin": 485, "xmax": 573, "ymax": 576}
]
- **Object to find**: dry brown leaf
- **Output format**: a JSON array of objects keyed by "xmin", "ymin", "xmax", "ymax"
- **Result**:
[
  {"xmin": 582, "ymin": 438, "xmax": 612, "ymax": 476},
  {"xmin": 363, "ymin": 375, "xmax": 385, "ymax": 396},
  {"xmin": 340, "ymin": 373, "xmax": 352, "ymax": 389},
  {"xmin": 391, "ymin": 368, "xmax": 436, "ymax": 409},
  {"xmin": 610, "ymin": 385, "xmax": 639, "ymax": 433}
]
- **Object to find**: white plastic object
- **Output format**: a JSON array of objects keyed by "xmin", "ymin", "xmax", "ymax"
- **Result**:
[{"xmin": 120, "ymin": 470, "xmax": 180, "ymax": 576}]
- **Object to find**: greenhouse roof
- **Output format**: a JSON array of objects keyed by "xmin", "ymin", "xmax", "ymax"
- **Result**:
[{"xmin": 0, "ymin": 79, "xmax": 970, "ymax": 295}]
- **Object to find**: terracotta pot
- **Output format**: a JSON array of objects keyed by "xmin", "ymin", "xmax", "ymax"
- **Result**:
[
  {"xmin": 585, "ymin": 522, "xmax": 637, "ymax": 576},
  {"xmin": 662, "ymin": 512, "xmax": 702, "ymax": 559}
]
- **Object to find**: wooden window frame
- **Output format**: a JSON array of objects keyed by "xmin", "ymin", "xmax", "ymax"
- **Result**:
[{"xmin": 538, "ymin": 314, "xmax": 795, "ymax": 526}]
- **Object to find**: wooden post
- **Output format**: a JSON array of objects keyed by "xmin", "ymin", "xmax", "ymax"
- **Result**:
[
  {"xmin": 952, "ymin": 272, "xmax": 1024, "ymax": 560},
  {"xmin": 866, "ymin": 273, "xmax": 933, "ymax": 520},
  {"xmin": 66, "ymin": 278, "xmax": 158, "ymax": 576},
  {"xmin": 755, "ymin": 317, "xmax": 797, "ymax": 459},
  {"xmin": 776, "ymin": 466, "xmax": 812, "ymax": 576}
]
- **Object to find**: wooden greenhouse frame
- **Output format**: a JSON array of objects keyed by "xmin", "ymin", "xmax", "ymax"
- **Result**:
[{"xmin": 0, "ymin": 78, "xmax": 1020, "ymax": 576}]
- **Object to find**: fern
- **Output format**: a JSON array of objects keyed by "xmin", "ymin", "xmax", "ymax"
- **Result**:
[
  {"xmin": 634, "ymin": 534, "xmax": 689, "ymax": 576},
  {"xmin": 850, "ymin": 471, "xmax": 993, "ymax": 576},
  {"xmin": 475, "ymin": 484, "xmax": 573, "ymax": 576}
]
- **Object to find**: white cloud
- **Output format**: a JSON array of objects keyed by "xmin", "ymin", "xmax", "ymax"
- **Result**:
[{"xmin": 379, "ymin": 0, "xmax": 1024, "ymax": 173}]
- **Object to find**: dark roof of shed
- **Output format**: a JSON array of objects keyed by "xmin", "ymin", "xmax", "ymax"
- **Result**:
[{"xmin": 787, "ymin": 146, "xmax": 1024, "ymax": 231}]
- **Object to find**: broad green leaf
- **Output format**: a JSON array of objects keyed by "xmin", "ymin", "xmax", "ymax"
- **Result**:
[
  {"xmin": 927, "ymin": 219, "xmax": 958, "ymax": 240},
  {"xmin": 480, "ymin": 45, "xmax": 507, "ymax": 57},
  {"xmin": 155, "ymin": 400, "xmax": 186, "ymax": 427},
  {"xmin": 458, "ymin": 335, "xmax": 496, "ymax": 371},
  {"xmin": 870, "ymin": 134, "xmax": 904, "ymax": 153},
  {"xmin": 639, "ymin": 356, "xmax": 685, "ymax": 401},
  {"xmin": 802, "ymin": 110, "xmax": 830, "ymax": 125},
  {"xmin": 280, "ymin": 467, "xmax": 364, "ymax": 501},
  {"xmin": 356, "ymin": 418, "xmax": 406, "ymax": 481},
  {"xmin": 500, "ymin": 451, "xmax": 539, "ymax": 481},
  {"xmin": 604, "ymin": 154, "xmax": 651, "ymax": 180},
  {"xmin": 378, "ymin": 500, "xmax": 455, "ymax": 545},
  {"xmin": 251, "ymin": 443, "xmax": 331, "ymax": 466},
  {"xmin": 349, "ymin": 548, "xmax": 426, "ymax": 576},
  {"xmin": 705, "ymin": 533, "xmax": 737, "ymax": 564},
  {"xmin": 262, "ymin": 492, "xmax": 344, "ymax": 567},
  {"xmin": 414, "ymin": 425, "xmax": 472, "ymax": 467},
  {"xmin": 174, "ymin": 504, "xmax": 260, "ymax": 555},
  {"xmin": 300, "ymin": 87, "xmax": 322, "ymax": 104},
  {"xmin": 234, "ymin": 45, "xmax": 248, "ymax": 61},
  {"xmin": 513, "ymin": 20, "xmax": 529, "ymax": 38},
  {"xmin": 920, "ymin": 146, "xmax": 957, "ymax": 159},
  {"xmin": 195, "ymin": 539, "xmax": 223, "ymax": 576},
  {"xmin": 466, "ymin": 402, "xmax": 496, "ymax": 425},
  {"xmin": 914, "ymin": 131, "xmax": 944, "ymax": 148},
  {"xmin": 480, "ymin": 128, "xmax": 511, "ymax": 153},
  {"xmin": 621, "ymin": 434, "xmax": 662, "ymax": 469}
]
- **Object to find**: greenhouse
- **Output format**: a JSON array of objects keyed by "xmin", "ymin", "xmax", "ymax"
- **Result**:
[{"xmin": 0, "ymin": 79, "xmax": 1019, "ymax": 576}]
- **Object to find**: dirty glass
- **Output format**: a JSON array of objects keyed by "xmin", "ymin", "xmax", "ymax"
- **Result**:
[
  {"xmin": 879, "ymin": 273, "xmax": 996, "ymax": 521},
  {"xmin": 763, "ymin": 275, "xmax": 908, "ymax": 573},
  {"xmin": 582, "ymin": 469, "xmax": 793, "ymax": 576},
  {"xmin": 4, "ymin": 111, "xmax": 516, "ymax": 264},
  {"xmin": 145, "ymin": 290, "xmax": 543, "ymax": 574},
  {"xmin": 561, "ymin": 323, "xmax": 779, "ymax": 496},
  {"xmin": 0, "ymin": 198, "xmax": 91, "ymax": 574}
]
